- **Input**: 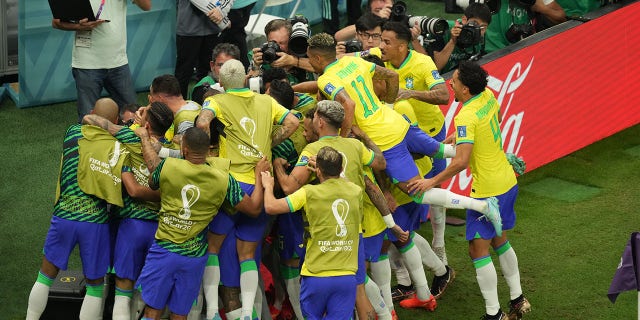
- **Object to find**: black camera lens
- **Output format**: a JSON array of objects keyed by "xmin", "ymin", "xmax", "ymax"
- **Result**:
[
  {"xmin": 505, "ymin": 23, "xmax": 534, "ymax": 43},
  {"xmin": 456, "ymin": 21, "xmax": 482, "ymax": 48},
  {"xmin": 391, "ymin": 1, "xmax": 407, "ymax": 17}
]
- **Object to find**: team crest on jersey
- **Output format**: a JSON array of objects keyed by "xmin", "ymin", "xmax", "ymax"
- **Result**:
[
  {"xmin": 432, "ymin": 70, "xmax": 442, "ymax": 80},
  {"xmin": 457, "ymin": 126, "xmax": 467, "ymax": 138},
  {"xmin": 324, "ymin": 83, "xmax": 336, "ymax": 95},
  {"xmin": 405, "ymin": 77, "xmax": 414, "ymax": 89}
]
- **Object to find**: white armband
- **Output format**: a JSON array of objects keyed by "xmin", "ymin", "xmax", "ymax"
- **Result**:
[
  {"xmin": 383, "ymin": 215, "xmax": 396, "ymax": 229},
  {"xmin": 158, "ymin": 147, "xmax": 171, "ymax": 158}
]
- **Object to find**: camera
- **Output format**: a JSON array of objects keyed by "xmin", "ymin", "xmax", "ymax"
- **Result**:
[
  {"xmin": 389, "ymin": 1, "xmax": 448, "ymax": 37},
  {"xmin": 408, "ymin": 16, "xmax": 449, "ymax": 36},
  {"xmin": 260, "ymin": 40, "xmax": 281, "ymax": 65},
  {"xmin": 289, "ymin": 15, "xmax": 310, "ymax": 56},
  {"xmin": 456, "ymin": 20, "xmax": 483, "ymax": 48},
  {"xmin": 505, "ymin": 23, "xmax": 534, "ymax": 43},
  {"xmin": 344, "ymin": 40, "xmax": 363, "ymax": 53}
]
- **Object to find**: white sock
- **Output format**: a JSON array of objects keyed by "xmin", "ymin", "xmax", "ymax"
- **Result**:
[
  {"xmin": 240, "ymin": 259, "xmax": 259, "ymax": 318},
  {"xmin": 79, "ymin": 294, "xmax": 104, "ymax": 320},
  {"xmin": 430, "ymin": 205, "xmax": 448, "ymax": 265},
  {"xmin": 203, "ymin": 254, "xmax": 222, "ymax": 319},
  {"xmin": 419, "ymin": 188, "xmax": 488, "ymax": 213},
  {"xmin": 388, "ymin": 245, "xmax": 412, "ymax": 287},
  {"xmin": 399, "ymin": 242, "xmax": 430, "ymax": 300},
  {"xmin": 474, "ymin": 256, "xmax": 500, "ymax": 316},
  {"xmin": 112, "ymin": 290, "xmax": 132, "ymax": 320},
  {"xmin": 413, "ymin": 233, "xmax": 446, "ymax": 276},
  {"xmin": 364, "ymin": 277, "xmax": 391, "ymax": 320},
  {"xmin": 26, "ymin": 280, "xmax": 51, "ymax": 320},
  {"xmin": 226, "ymin": 308, "xmax": 243, "ymax": 320},
  {"xmin": 285, "ymin": 276, "xmax": 304, "ymax": 320},
  {"xmin": 370, "ymin": 257, "xmax": 394, "ymax": 313},
  {"xmin": 496, "ymin": 242, "xmax": 523, "ymax": 300}
]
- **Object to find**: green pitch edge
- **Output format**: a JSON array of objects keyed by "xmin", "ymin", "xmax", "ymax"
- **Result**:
[
  {"xmin": 624, "ymin": 145, "xmax": 640, "ymax": 158},
  {"xmin": 521, "ymin": 177, "xmax": 601, "ymax": 202}
]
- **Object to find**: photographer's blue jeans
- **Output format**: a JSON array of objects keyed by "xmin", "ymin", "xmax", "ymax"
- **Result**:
[{"xmin": 72, "ymin": 64, "xmax": 137, "ymax": 123}]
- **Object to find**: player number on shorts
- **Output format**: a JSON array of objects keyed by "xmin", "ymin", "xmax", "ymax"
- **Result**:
[{"xmin": 350, "ymin": 75, "xmax": 378, "ymax": 118}]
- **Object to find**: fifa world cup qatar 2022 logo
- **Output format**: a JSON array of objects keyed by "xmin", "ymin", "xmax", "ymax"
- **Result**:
[{"xmin": 443, "ymin": 57, "xmax": 533, "ymax": 191}]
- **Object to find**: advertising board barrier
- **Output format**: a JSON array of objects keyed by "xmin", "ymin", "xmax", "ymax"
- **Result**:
[{"xmin": 441, "ymin": 1, "xmax": 640, "ymax": 194}]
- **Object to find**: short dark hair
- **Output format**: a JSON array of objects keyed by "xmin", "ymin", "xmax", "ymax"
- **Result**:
[
  {"xmin": 269, "ymin": 79, "xmax": 295, "ymax": 109},
  {"xmin": 265, "ymin": 19, "xmax": 292, "ymax": 36},
  {"xmin": 120, "ymin": 103, "xmax": 141, "ymax": 117},
  {"xmin": 317, "ymin": 146, "xmax": 343, "ymax": 178},
  {"xmin": 182, "ymin": 127, "xmax": 210, "ymax": 154},
  {"xmin": 305, "ymin": 107, "xmax": 317, "ymax": 120},
  {"xmin": 458, "ymin": 60, "xmax": 488, "ymax": 95},
  {"xmin": 151, "ymin": 74, "xmax": 181, "ymax": 97},
  {"xmin": 382, "ymin": 21, "xmax": 412, "ymax": 43},
  {"xmin": 262, "ymin": 67, "xmax": 288, "ymax": 85},
  {"xmin": 212, "ymin": 43, "xmax": 241, "ymax": 61},
  {"xmin": 464, "ymin": 3, "xmax": 492, "ymax": 25},
  {"xmin": 355, "ymin": 13, "xmax": 385, "ymax": 32},
  {"xmin": 362, "ymin": 54, "xmax": 384, "ymax": 67},
  {"xmin": 147, "ymin": 102, "xmax": 174, "ymax": 136}
]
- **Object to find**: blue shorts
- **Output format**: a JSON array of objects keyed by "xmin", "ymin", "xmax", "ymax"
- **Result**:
[
  {"xmin": 362, "ymin": 231, "xmax": 385, "ymax": 263},
  {"xmin": 277, "ymin": 212, "xmax": 304, "ymax": 261},
  {"xmin": 382, "ymin": 140, "xmax": 419, "ymax": 183},
  {"xmin": 425, "ymin": 124, "xmax": 447, "ymax": 179},
  {"xmin": 43, "ymin": 216, "xmax": 110, "ymax": 280},
  {"xmin": 208, "ymin": 181, "xmax": 269, "ymax": 242},
  {"xmin": 386, "ymin": 202, "xmax": 426, "ymax": 242},
  {"xmin": 356, "ymin": 234, "xmax": 366, "ymax": 284},
  {"xmin": 404, "ymin": 125, "xmax": 441, "ymax": 159},
  {"xmin": 466, "ymin": 185, "xmax": 519, "ymax": 240},
  {"xmin": 300, "ymin": 275, "xmax": 357, "ymax": 320},
  {"xmin": 113, "ymin": 218, "xmax": 157, "ymax": 281},
  {"xmin": 219, "ymin": 233, "xmax": 240, "ymax": 287},
  {"xmin": 136, "ymin": 242, "xmax": 207, "ymax": 315}
]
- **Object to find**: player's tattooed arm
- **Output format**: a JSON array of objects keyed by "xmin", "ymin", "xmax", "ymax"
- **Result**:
[
  {"xmin": 135, "ymin": 127, "xmax": 162, "ymax": 176},
  {"xmin": 82, "ymin": 114, "xmax": 124, "ymax": 136},
  {"xmin": 271, "ymin": 112, "xmax": 299, "ymax": 147},
  {"xmin": 396, "ymin": 82, "xmax": 449, "ymax": 105},
  {"xmin": 372, "ymin": 65, "xmax": 399, "ymax": 103},
  {"xmin": 196, "ymin": 108, "xmax": 215, "ymax": 137},
  {"xmin": 334, "ymin": 90, "xmax": 355, "ymax": 138}
]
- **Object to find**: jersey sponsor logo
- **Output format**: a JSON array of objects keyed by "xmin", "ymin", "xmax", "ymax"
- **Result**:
[
  {"xmin": 178, "ymin": 184, "xmax": 201, "ymax": 220},
  {"xmin": 405, "ymin": 77, "xmax": 414, "ymax": 89},
  {"xmin": 332, "ymin": 198, "xmax": 350, "ymax": 237},
  {"xmin": 432, "ymin": 70, "xmax": 442, "ymax": 80},
  {"xmin": 299, "ymin": 155, "xmax": 309, "ymax": 165},
  {"xmin": 338, "ymin": 151, "xmax": 347, "ymax": 179},
  {"xmin": 324, "ymin": 83, "xmax": 336, "ymax": 95},
  {"xmin": 457, "ymin": 125, "xmax": 467, "ymax": 138},
  {"xmin": 360, "ymin": 49, "xmax": 370, "ymax": 57},
  {"xmin": 203, "ymin": 100, "xmax": 210, "ymax": 107}
]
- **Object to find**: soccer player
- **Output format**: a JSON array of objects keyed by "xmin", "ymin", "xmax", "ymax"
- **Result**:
[
  {"xmin": 196, "ymin": 59, "xmax": 299, "ymax": 320},
  {"xmin": 26, "ymin": 99, "xmax": 123, "ymax": 320},
  {"xmin": 81, "ymin": 102, "xmax": 175, "ymax": 320},
  {"xmin": 408, "ymin": 61, "xmax": 531, "ymax": 320},
  {"xmin": 261, "ymin": 146, "xmax": 363, "ymax": 320},
  {"xmin": 134, "ymin": 126, "xmax": 267, "ymax": 320},
  {"xmin": 379, "ymin": 21, "xmax": 452, "ymax": 266}
]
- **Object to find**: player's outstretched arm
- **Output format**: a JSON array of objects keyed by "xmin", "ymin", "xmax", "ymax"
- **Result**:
[
  {"xmin": 82, "ymin": 114, "xmax": 124, "ymax": 135},
  {"xmin": 234, "ymin": 158, "xmax": 270, "ymax": 217},
  {"xmin": 196, "ymin": 108, "xmax": 215, "ymax": 137},
  {"xmin": 334, "ymin": 90, "xmax": 355, "ymax": 138},
  {"xmin": 272, "ymin": 113, "xmax": 299, "ymax": 147},
  {"xmin": 121, "ymin": 172, "xmax": 160, "ymax": 202}
]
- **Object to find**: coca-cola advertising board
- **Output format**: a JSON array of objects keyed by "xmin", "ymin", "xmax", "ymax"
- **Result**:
[{"xmin": 442, "ymin": 1, "xmax": 640, "ymax": 194}]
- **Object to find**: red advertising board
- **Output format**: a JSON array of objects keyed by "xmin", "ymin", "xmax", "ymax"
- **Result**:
[{"xmin": 441, "ymin": 2, "xmax": 640, "ymax": 194}]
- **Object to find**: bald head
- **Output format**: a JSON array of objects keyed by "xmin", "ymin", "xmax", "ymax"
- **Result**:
[{"xmin": 92, "ymin": 98, "xmax": 119, "ymax": 124}]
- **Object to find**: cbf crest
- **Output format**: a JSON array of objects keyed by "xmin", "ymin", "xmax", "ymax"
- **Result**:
[{"xmin": 405, "ymin": 77, "xmax": 414, "ymax": 89}]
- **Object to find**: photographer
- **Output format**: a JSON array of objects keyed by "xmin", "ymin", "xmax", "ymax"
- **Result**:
[
  {"xmin": 484, "ymin": 0, "xmax": 565, "ymax": 53},
  {"xmin": 189, "ymin": 42, "xmax": 241, "ymax": 100},
  {"xmin": 335, "ymin": 0, "xmax": 394, "ymax": 42},
  {"xmin": 248, "ymin": 19, "xmax": 315, "ymax": 84},
  {"xmin": 336, "ymin": 13, "xmax": 385, "ymax": 57},
  {"xmin": 429, "ymin": 3, "xmax": 492, "ymax": 74}
]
